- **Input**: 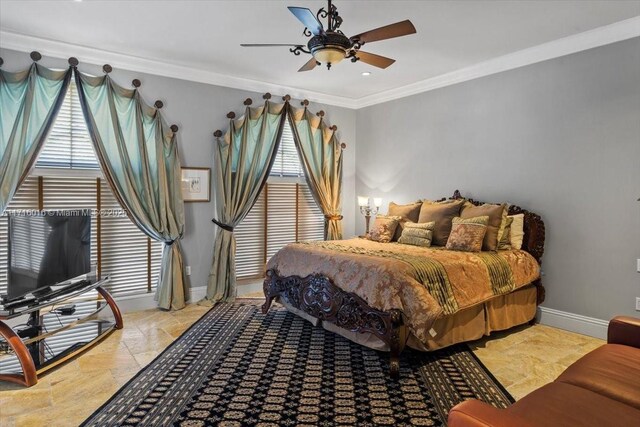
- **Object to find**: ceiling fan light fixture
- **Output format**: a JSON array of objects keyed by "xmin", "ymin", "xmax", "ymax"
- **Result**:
[{"xmin": 312, "ymin": 46, "xmax": 346, "ymax": 65}]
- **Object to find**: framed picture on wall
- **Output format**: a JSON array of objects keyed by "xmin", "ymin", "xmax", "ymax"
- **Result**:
[{"xmin": 181, "ymin": 167, "xmax": 211, "ymax": 202}]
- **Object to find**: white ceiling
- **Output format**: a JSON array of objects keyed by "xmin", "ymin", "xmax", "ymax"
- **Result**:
[{"xmin": 1, "ymin": 0, "xmax": 639, "ymax": 105}]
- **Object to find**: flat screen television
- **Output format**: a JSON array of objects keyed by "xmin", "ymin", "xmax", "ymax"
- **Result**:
[{"xmin": 5, "ymin": 210, "xmax": 92, "ymax": 301}]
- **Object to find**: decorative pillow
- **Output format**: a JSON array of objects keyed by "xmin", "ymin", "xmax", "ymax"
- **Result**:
[
  {"xmin": 497, "ymin": 216, "xmax": 514, "ymax": 250},
  {"xmin": 368, "ymin": 215, "xmax": 402, "ymax": 243},
  {"xmin": 418, "ymin": 200, "xmax": 464, "ymax": 246},
  {"xmin": 388, "ymin": 201, "xmax": 422, "ymax": 241},
  {"xmin": 460, "ymin": 202, "xmax": 507, "ymax": 251},
  {"xmin": 445, "ymin": 216, "xmax": 489, "ymax": 252},
  {"xmin": 509, "ymin": 214, "xmax": 525, "ymax": 250},
  {"xmin": 398, "ymin": 221, "xmax": 435, "ymax": 247}
]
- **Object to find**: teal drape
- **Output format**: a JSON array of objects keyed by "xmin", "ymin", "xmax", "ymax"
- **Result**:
[
  {"xmin": 289, "ymin": 107, "xmax": 344, "ymax": 240},
  {"xmin": 75, "ymin": 71, "xmax": 187, "ymax": 310},
  {"xmin": 0, "ymin": 64, "xmax": 71, "ymax": 214},
  {"xmin": 206, "ymin": 101, "xmax": 287, "ymax": 303}
]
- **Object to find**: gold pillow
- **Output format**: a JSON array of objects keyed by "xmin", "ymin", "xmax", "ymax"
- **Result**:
[
  {"xmin": 497, "ymin": 216, "xmax": 514, "ymax": 250},
  {"xmin": 368, "ymin": 215, "xmax": 402, "ymax": 243},
  {"xmin": 398, "ymin": 221, "xmax": 435, "ymax": 247},
  {"xmin": 460, "ymin": 202, "xmax": 507, "ymax": 251},
  {"xmin": 445, "ymin": 216, "xmax": 489, "ymax": 252},
  {"xmin": 509, "ymin": 214, "xmax": 525, "ymax": 250},
  {"xmin": 388, "ymin": 201, "xmax": 422, "ymax": 241},
  {"xmin": 418, "ymin": 200, "xmax": 464, "ymax": 246}
]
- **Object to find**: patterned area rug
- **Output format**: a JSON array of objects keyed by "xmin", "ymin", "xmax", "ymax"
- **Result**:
[{"xmin": 83, "ymin": 303, "xmax": 513, "ymax": 426}]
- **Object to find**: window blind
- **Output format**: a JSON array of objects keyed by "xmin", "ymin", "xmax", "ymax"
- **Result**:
[
  {"xmin": 36, "ymin": 83, "xmax": 99, "ymax": 170},
  {"xmin": 0, "ymin": 177, "xmax": 40, "ymax": 296},
  {"xmin": 270, "ymin": 120, "xmax": 304, "ymax": 177},
  {"xmin": 0, "ymin": 83, "xmax": 162, "ymax": 298},
  {"xmin": 234, "ymin": 121, "xmax": 325, "ymax": 280}
]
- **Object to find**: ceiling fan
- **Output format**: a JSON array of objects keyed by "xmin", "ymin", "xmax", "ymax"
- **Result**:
[{"xmin": 241, "ymin": 0, "xmax": 416, "ymax": 72}]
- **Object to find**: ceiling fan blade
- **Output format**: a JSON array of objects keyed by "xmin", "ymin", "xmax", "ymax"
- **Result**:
[
  {"xmin": 298, "ymin": 57, "xmax": 318, "ymax": 72},
  {"xmin": 288, "ymin": 6, "xmax": 324, "ymax": 36},
  {"xmin": 351, "ymin": 20, "xmax": 416, "ymax": 44},
  {"xmin": 355, "ymin": 51, "xmax": 396, "ymax": 69},
  {"xmin": 241, "ymin": 44, "xmax": 303, "ymax": 47}
]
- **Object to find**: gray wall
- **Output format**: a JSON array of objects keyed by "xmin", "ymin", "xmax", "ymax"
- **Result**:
[
  {"xmin": 356, "ymin": 38, "xmax": 640, "ymax": 320},
  {"xmin": 0, "ymin": 48, "xmax": 357, "ymax": 292}
]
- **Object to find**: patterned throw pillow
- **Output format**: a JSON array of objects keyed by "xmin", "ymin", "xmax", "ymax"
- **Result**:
[
  {"xmin": 460, "ymin": 202, "xmax": 507, "ymax": 251},
  {"xmin": 368, "ymin": 215, "xmax": 402, "ymax": 243},
  {"xmin": 398, "ymin": 221, "xmax": 435, "ymax": 247},
  {"xmin": 445, "ymin": 216, "xmax": 489, "ymax": 252}
]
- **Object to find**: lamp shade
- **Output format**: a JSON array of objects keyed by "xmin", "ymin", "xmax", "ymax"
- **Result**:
[
  {"xmin": 358, "ymin": 196, "xmax": 369, "ymax": 207},
  {"xmin": 312, "ymin": 47, "xmax": 346, "ymax": 65},
  {"xmin": 373, "ymin": 198, "xmax": 383, "ymax": 207}
]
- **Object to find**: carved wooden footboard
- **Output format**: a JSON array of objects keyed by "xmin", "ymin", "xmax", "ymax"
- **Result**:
[{"xmin": 262, "ymin": 269, "xmax": 408, "ymax": 378}]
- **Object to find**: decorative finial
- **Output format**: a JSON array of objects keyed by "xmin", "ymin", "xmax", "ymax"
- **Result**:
[
  {"xmin": 243, "ymin": 98, "xmax": 253, "ymax": 106},
  {"xmin": 227, "ymin": 112, "xmax": 236, "ymax": 119},
  {"xmin": 263, "ymin": 92, "xmax": 272, "ymax": 100},
  {"xmin": 132, "ymin": 79, "xmax": 141, "ymax": 88},
  {"xmin": 102, "ymin": 64, "xmax": 112, "ymax": 74},
  {"xmin": 170, "ymin": 124, "xmax": 178, "ymax": 132},
  {"xmin": 316, "ymin": 110, "xmax": 325, "ymax": 117},
  {"xmin": 330, "ymin": 125, "xmax": 338, "ymax": 131},
  {"xmin": 154, "ymin": 100, "xmax": 164, "ymax": 109},
  {"xmin": 30, "ymin": 51, "xmax": 42, "ymax": 62},
  {"xmin": 282, "ymin": 94, "xmax": 291, "ymax": 102},
  {"xmin": 214, "ymin": 130, "xmax": 223, "ymax": 138},
  {"xmin": 340, "ymin": 143, "xmax": 347, "ymax": 149},
  {"xmin": 68, "ymin": 57, "xmax": 79, "ymax": 67},
  {"xmin": 301, "ymin": 99, "xmax": 309, "ymax": 106}
]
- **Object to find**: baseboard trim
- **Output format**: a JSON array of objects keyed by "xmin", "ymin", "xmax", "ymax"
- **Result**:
[
  {"xmin": 537, "ymin": 306, "xmax": 608, "ymax": 340},
  {"xmin": 190, "ymin": 285, "xmax": 208, "ymax": 302},
  {"xmin": 114, "ymin": 285, "xmax": 208, "ymax": 314}
]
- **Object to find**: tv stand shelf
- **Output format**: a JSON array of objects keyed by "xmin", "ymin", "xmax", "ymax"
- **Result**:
[{"xmin": 0, "ymin": 277, "xmax": 122, "ymax": 387}]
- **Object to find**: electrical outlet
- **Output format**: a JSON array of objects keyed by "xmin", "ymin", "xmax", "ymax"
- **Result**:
[
  {"xmin": 185, "ymin": 266, "xmax": 191, "ymax": 276},
  {"xmin": 636, "ymin": 297, "xmax": 640, "ymax": 312}
]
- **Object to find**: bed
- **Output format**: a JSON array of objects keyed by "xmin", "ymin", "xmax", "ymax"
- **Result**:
[{"xmin": 262, "ymin": 190, "xmax": 545, "ymax": 377}]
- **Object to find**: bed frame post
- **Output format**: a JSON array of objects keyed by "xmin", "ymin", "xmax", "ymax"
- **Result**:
[{"xmin": 388, "ymin": 309, "xmax": 407, "ymax": 378}]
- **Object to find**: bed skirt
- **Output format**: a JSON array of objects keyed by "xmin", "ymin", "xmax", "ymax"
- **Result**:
[{"xmin": 277, "ymin": 284, "xmax": 537, "ymax": 352}]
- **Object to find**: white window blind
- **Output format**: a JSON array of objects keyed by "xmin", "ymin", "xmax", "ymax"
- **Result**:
[
  {"xmin": 0, "ymin": 82, "xmax": 162, "ymax": 298},
  {"xmin": 234, "ymin": 120, "xmax": 325, "ymax": 280},
  {"xmin": 36, "ymin": 83, "xmax": 99, "ymax": 170},
  {"xmin": 0, "ymin": 178, "xmax": 40, "ymax": 295},
  {"xmin": 270, "ymin": 120, "xmax": 304, "ymax": 177}
]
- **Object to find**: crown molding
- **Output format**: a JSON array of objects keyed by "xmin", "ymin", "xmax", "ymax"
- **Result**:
[
  {"xmin": 0, "ymin": 31, "xmax": 360, "ymax": 109},
  {"xmin": 1, "ymin": 15, "xmax": 638, "ymax": 110},
  {"xmin": 356, "ymin": 16, "xmax": 640, "ymax": 108}
]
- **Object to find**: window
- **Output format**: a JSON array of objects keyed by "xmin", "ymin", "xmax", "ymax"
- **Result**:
[
  {"xmin": 234, "ymin": 120, "xmax": 325, "ymax": 280},
  {"xmin": 0, "ymin": 82, "xmax": 163, "ymax": 298}
]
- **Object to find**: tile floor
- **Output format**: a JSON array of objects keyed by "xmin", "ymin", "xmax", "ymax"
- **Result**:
[{"xmin": 0, "ymin": 300, "xmax": 604, "ymax": 426}]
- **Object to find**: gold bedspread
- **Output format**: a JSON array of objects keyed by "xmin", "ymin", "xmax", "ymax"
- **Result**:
[{"xmin": 266, "ymin": 238, "xmax": 540, "ymax": 344}]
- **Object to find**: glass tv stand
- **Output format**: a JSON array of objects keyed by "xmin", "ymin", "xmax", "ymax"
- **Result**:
[{"xmin": 0, "ymin": 277, "xmax": 122, "ymax": 387}]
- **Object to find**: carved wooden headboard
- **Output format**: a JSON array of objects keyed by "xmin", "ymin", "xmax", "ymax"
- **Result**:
[{"xmin": 438, "ymin": 190, "xmax": 546, "ymax": 266}]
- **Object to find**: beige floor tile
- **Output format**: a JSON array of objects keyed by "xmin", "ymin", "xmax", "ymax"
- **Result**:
[{"xmin": 133, "ymin": 349, "xmax": 163, "ymax": 368}]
